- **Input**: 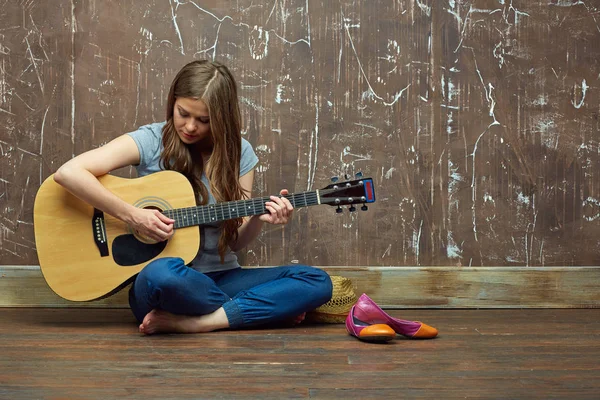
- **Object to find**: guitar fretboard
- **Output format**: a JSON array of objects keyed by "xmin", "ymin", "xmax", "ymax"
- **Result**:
[{"xmin": 162, "ymin": 191, "xmax": 320, "ymax": 228}]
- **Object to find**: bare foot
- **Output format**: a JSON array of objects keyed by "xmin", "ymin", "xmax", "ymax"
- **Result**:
[
  {"xmin": 138, "ymin": 309, "xmax": 198, "ymax": 335},
  {"xmin": 293, "ymin": 312, "xmax": 306, "ymax": 325},
  {"xmin": 139, "ymin": 308, "xmax": 229, "ymax": 335}
]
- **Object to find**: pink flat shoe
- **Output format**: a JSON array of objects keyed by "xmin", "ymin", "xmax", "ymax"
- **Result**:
[
  {"xmin": 354, "ymin": 293, "xmax": 438, "ymax": 339},
  {"xmin": 345, "ymin": 305, "xmax": 396, "ymax": 343}
]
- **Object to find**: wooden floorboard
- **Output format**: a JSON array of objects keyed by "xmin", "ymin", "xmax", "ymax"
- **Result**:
[{"xmin": 1, "ymin": 308, "xmax": 599, "ymax": 399}]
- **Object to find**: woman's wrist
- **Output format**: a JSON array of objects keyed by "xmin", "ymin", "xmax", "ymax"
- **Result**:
[
  {"xmin": 249, "ymin": 214, "xmax": 265, "ymax": 225},
  {"xmin": 118, "ymin": 203, "xmax": 139, "ymax": 224}
]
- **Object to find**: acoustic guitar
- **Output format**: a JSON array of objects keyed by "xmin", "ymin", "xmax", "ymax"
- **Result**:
[{"xmin": 34, "ymin": 170, "xmax": 375, "ymax": 301}]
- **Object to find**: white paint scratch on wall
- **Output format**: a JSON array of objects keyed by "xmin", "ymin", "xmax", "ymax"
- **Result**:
[
  {"xmin": 342, "ymin": 10, "xmax": 411, "ymax": 106},
  {"xmin": 447, "ymin": 231, "xmax": 462, "ymax": 259},
  {"xmin": 187, "ymin": 0, "xmax": 310, "ymax": 48},
  {"xmin": 533, "ymin": 94, "xmax": 548, "ymax": 106},
  {"xmin": 572, "ymin": 79, "xmax": 588, "ymax": 109},
  {"xmin": 493, "ymin": 41, "xmax": 505, "ymax": 69},
  {"xmin": 275, "ymin": 75, "xmax": 291, "ymax": 104},
  {"xmin": 507, "ymin": 1, "xmax": 530, "ymax": 25},
  {"xmin": 383, "ymin": 167, "xmax": 396, "ymax": 179},
  {"xmin": 0, "ymin": 58, "xmax": 9, "ymax": 110},
  {"xmin": 414, "ymin": 219, "xmax": 423, "ymax": 265},
  {"xmin": 382, "ymin": 244, "xmax": 391, "ymax": 258},
  {"xmin": 306, "ymin": 92, "xmax": 319, "ymax": 190},
  {"xmin": 24, "ymin": 37, "xmax": 43, "ymax": 94},
  {"xmin": 466, "ymin": 46, "xmax": 502, "ymax": 244},
  {"xmin": 275, "ymin": 84, "xmax": 285, "ymax": 104},
  {"xmin": 169, "ymin": 0, "xmax": 185, "ymax": 54},
  {"xmin": 249, "ymin": 26, "xmax": 269, "ymax": 60},
  {"xmin": 255, "ymin": 144, "xmax": 271, "ymax": 153},
  {"xmin": 517, "ymin": 191, "xmax": 530, "ymax": 206},
  {"xmin": 583, "ymin": 196, "xmax": 600, "ymax": 221},
  {"xmin": 305, "ymin": 0, "xmax": 312, "ymax": 44},
  {"xmin": 551, "ymin": 1, "xmax": 600, "ymax": 33},
  {"xmin": 341, "ymin": 146, "xmax": 372, "ymax": 166},
  {"xmin": 240, "ymin": 96, "xmax": 266, "ymax": 112},
  {"xmin": 136, "ymin": 27, "xmax": 154, "ymax": 56},
  {"xmin": 134, "ymin": 63, "xmax": 141, "ymax": 125},
  {"xmin": 40, "ymin": 106, "xmax": 49, "ymax": 184},
  {"xmin": 415, "ymin": 0, "xmax": 431, "ymax": 16},
  {"xmin": 534, "ymin": 115, "xmax": 559, "ymax": 149}
]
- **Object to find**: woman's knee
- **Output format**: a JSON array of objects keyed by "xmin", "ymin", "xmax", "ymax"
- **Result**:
[
  {"xmin": 137, "ymin": 257, "xmax": 187, "ymax": 290},
  {"xmin": 295, "ymin": 265, "xmax": 333, "ymax": 303}
]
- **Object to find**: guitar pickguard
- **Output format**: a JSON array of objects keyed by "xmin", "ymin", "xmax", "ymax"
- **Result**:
[{"xmin": 112, "ymin": 234, "xmax": 168, "ymax": 266}]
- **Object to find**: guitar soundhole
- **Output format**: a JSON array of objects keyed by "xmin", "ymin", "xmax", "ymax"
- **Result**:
[{"xmin": 112, "ymin": 234, "xmax": 168, "ymax": 266}]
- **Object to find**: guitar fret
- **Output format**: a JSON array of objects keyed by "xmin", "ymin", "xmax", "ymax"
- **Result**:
[{"xmin": 296, "ymin": 193, "xmax": 304, "ymax": 208}]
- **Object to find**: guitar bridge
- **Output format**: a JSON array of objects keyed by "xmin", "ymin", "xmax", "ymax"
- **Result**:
[{"xmin": 92, "ymin": 208, "xmax": 109, "ymax": 257}]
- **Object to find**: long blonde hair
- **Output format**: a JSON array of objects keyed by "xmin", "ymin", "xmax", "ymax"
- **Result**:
[{"xmin": 160, "ymin": 60, "xmax": 245, "ymax": 262}]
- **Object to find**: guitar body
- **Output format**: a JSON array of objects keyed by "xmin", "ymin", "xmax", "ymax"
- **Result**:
[
  {"xmin": 34, "ymin": 169, "xmax": 375, "ymax": 302},
  {"xmin": 34, "ymin": 171, "xmax": 199, "ymax": 301}
]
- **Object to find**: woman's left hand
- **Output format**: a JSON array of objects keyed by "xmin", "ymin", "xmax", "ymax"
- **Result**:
[{"xmin": 259, "ymin": 189, "xmax": 293, "ymax": 225}]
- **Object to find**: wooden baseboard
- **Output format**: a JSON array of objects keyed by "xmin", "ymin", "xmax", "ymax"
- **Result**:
[{"xmin": 1, "ymin": 265, "xmax": 599, "ymax": 308}]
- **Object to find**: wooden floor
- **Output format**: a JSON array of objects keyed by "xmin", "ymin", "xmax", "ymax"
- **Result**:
[{"xmin": 1, "ymin": 308, "xmax": 599, "ymax": 399}]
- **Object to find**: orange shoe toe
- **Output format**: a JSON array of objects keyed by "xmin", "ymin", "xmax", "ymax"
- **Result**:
[
  {"xmin": 411, "ymin": 322, "xmax": 438, "ymax": 339},
  {"xmin": 358, "ymin": 323, "xmax": 396, "ymax": 342}
]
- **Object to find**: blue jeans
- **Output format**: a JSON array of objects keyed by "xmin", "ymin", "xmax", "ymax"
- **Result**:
[{"xmin": 128, "ymin": 257, "xmax": 333, "ymax": 329}]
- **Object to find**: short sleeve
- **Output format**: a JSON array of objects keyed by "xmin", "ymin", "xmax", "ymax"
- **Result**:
[
  {"xmin": 240, "ymin": 138, "xmax": 259, "ymax": 176},
  {"xmin": 126, "ymin": 122, "xmax": 165, "ymax": 176}
]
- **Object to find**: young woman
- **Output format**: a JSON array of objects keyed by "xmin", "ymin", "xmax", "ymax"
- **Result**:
[{"xmin": 54, "ymin": 60, "xmax": 333, "ymax": 335}]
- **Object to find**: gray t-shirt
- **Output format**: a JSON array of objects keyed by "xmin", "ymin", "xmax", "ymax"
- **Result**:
[{"xmin": 127, "ymin": 121, "xmax": 259, "ymax": 273}]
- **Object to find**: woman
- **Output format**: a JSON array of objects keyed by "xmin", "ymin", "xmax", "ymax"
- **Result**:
[{"xmin": 54, "ymin": 60, "xmax": 333, "ymax": 335}]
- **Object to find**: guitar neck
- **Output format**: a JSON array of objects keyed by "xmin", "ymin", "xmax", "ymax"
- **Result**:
[{"xmin": 162, "ymin": 191, "xmax": 320, "ymax": 228}]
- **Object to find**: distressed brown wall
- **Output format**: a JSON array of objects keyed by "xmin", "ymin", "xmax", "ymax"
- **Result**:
[{"xmin": 1, "ymin": 1, "xmax": 599, "ymax": 267}]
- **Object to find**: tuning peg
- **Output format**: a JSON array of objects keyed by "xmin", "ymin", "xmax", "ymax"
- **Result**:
[
  {"xmin": 336, "ymin": 206, "xmax": 343, "ymax": 213},
  {"xmin": 331, "ymin": 176, "xmax": 339, "ymax": 183},
  {"xmin": 349, "ymin": 205, "xmax": 356, "ymax": 212},
  {"xmin": 355, "ymin": 171, "xmax": 363, "ymax": 178},
  {"xmin": 361, "ymin": 204, "xmax": 368, "ymax": 211}
]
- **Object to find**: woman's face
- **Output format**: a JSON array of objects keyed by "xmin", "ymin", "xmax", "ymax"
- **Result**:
[{"xmin": 173, "ymin": 97, "xmax": 212, "ymax": 146}]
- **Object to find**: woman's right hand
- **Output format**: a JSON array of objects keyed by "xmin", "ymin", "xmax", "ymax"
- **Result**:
[{"xmin": 128, "ymin": 208, "xmax": 175, "ymax": 242}]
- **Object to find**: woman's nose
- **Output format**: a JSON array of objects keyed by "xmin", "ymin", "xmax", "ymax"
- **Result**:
[{"xmin": 186, "ymin": 119, "xmax": 196, "ymax": 132}]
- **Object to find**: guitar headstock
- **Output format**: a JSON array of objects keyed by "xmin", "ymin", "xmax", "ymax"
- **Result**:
[{"xmin": 318, "ymin": 172, "xmax": 376, "ymax": 213}]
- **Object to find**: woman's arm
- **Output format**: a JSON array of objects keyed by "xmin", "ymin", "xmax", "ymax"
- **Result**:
[
  {"xmin": 229, "ymin": 169, "xmax": 293, "ymax": 252},
  {"xmin": 53, "ymin": 134, "xmax": 174, "ymax": 242}
]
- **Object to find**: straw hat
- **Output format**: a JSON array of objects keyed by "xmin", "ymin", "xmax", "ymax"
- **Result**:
[{"xmin": 306, "ymin": 275, "xmax": 357, "ymax": 323}]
